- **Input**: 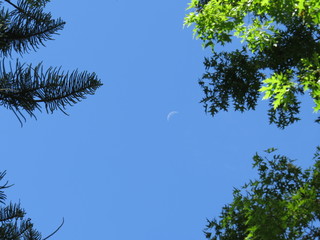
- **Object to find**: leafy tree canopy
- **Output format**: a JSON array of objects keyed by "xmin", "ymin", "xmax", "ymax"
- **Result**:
[
  {"xmin": 0, "ymin": 0, "xmax": 102, "ymax": 125},
  {"xmin": 185, "ymin": 0, "xmax": 320, "ymax": 128},
  {"xmin": 205, "ymin": 147, "xmax": 320, "ymax": 239}
]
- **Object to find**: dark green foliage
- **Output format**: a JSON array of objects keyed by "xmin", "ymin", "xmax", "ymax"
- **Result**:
[
  {"xmin": 0, "ymin": 0, "xmax": 102, "ymax": 124},
  {"xmin": 196, "ymin": 0, "xmax": 210, "ymax": 11},
  {"xmin": 199, "ymin": 48, "xmax": 264, "ymax": 116},
  {"xmin": 204, "ymin": 148, "xmax": 320, "ymax": 240},
  {"xmin": 258, "ymin": 20, "xmax": 319, "ymax": 73},
  {"xmin": 0, "ymin": 171, "xmax": 63, "ymax": 240}
]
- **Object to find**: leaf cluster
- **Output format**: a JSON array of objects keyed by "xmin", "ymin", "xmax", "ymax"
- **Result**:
[
  {"xmin": 0, "ymin": 0, "xmax": 102, "ymax": 124},
  {"xmin": 185, "ymin": 0, "xmax": 320, "ymax": 128},
  {"xmin": 204, "ymin": 147, "xmax": 320, "ymax": 240},
  {"xmin": 199, "ymin": 48, "xmax": 263, "ymax": 115}
]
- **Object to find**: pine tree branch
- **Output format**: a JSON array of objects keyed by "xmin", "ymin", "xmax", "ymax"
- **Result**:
[
  {"xmin": 0, "ymin": 172, "xmax": 13, "ymax": 205},
  {"xmin": 0, "ymin": 203, "xmax": 25, "ymax": 222},
  {"xmin": 7, "ymin": 22, "xmax": 65, "ymax": 42},
  {"xmin": 4, "ymin": 0, "xmax": 52, "ymax": 23},
  {"xmin": 11, "ymin": 219, "xmax": 34, "ymax": 240},
  {"xmin": 4, "ymin": 0, "xmax": 23, "ymax": 12},
  {"xmin": 1, "ymin": 0, "xmax": 65, "ymax": 56},
  {"xmin": 0, "ymin": 60, "xmax": 102, "ymax": 124}
]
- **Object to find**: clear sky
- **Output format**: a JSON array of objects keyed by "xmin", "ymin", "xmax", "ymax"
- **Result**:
[{"xmin": 1, "ymin": 0, "xmax": 319, "ymax": 239}]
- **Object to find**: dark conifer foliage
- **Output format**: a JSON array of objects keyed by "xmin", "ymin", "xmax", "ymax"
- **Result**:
[
  {"xmin": 0, "ymin": 171, "xmax": 63, "ymax": 240},
  {"xmin": 0, "ymin": 0, "xmax": 102, "ymax": 124}
]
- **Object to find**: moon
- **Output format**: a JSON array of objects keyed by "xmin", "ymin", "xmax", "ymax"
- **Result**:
[{"xmin": 167, "ymin": 111, "xmax": 178, "ymax": 121}]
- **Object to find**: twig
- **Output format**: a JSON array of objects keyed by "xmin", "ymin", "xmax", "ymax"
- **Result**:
[{"xmin": 42, "ymin": 218, "xmax": 64, "ymax": 240}]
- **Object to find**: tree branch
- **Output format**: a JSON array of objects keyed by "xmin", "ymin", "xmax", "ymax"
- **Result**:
[{"xmin": 42, "ymin": 218, "xmax": 64, "ymax": 240}]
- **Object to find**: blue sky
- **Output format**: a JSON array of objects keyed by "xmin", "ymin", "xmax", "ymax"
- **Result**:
[{"xmin": 1, "ymin": 0, "xmax": 319, "ymax": 239}]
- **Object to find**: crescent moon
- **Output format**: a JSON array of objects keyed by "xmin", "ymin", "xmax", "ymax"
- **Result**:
[{"xmin": 167, "ymin": 111, "xmax": 178, "ymax": 121}]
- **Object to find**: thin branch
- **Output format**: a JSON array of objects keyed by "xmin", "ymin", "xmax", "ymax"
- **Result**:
[
  {"xmin": 4, "ymin": 0, "xmax": 24, "ymax": 12},
  {"xmin": 42, "ymin": 218, "xmax": 64, "ymax": 240},
  {"xmin": 7, "ymin": 22, "xmax": 66, "ymax": 42}
]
